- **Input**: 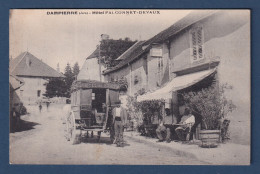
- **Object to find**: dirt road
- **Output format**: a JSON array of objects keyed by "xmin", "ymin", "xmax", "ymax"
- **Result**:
[{"xmin": 10, "ymin": 104, "xmax": 207, "ymax": 165}]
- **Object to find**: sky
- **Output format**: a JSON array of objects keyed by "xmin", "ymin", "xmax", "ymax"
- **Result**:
[{"xmin": 9, "ymin": 9, "xmax": 192, "ymax": 72}]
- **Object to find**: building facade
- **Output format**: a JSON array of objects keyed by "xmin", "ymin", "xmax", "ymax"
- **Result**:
[
  {"xmin": 77, "ymin": 48, "xmax": 106, "ymax": 82},
  {"xmin": 10, "ymin": 51, "xmax": 65, "ymax": 105},
  {"xmin": 103, "ymin": 10, "xmax": 250, "ymax": 145}
]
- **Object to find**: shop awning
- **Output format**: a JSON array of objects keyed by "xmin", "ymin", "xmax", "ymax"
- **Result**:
[{"xmin": 137, "ymin": 68, "xmax": 216, "ymax": 102}]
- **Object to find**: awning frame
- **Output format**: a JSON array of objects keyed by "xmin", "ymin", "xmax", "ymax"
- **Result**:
[{"xmin": 137, "ymin": 68, "xmax": 217, "ymax": 102}]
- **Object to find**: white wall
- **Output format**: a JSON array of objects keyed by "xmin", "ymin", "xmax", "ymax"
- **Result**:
[
  {"xmin": 17, "ymin": 77, "xmax": 48, "ymax": 105},
  {"xmin": 169, "ymin": 11, "xmax": 250, "ymax": 145},
  {"xmin": 77, "ymin": 58, "xmax": 105, "ymax": 81}
]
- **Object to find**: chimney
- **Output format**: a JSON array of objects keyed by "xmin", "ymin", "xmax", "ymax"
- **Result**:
[{"xmin": 101, "ymin": 34, "xmax": 109, "ymax": 40}]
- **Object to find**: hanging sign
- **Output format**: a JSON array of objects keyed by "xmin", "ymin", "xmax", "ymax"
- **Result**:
[{"xmin": 150, "ymin": 48, "xmax": 163, "ymax": 57}]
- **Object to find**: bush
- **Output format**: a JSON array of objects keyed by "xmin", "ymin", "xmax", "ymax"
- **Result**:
[
  {"xmin": 136, "ymin": 100, "xmax": 165, "ymax": 125},
  {"xmin": 126, "ymin": 95, "xmax": 143, "ymax": 127},
  {"xmin": 126, "ymin": 94, "xmax": 165, "ymax": 126},
  {"xmin": 20, "ymin": 105, "xmax": 27, "ymax": 115},
  {"xmin": 183, "ymin": 83, "xmax": 236, "ymax": 130}
]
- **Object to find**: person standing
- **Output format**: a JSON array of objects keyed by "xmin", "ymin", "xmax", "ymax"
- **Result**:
[
  {"xmin": 39, "ymin": 102, "xmax": 42, "ymax": 113},
  {"xmin": 13, "ymin": 102, "xmax": 23, "ymax": 130},
  {"xmin": 112, "ymin": 101, "xmax": 127, "ymax": 147},
  {"xmin": 46, "ymin": 99, "xmax": 50, "ymax": 111}
]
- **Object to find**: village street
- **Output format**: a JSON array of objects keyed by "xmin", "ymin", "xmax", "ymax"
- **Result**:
[{"xmin": 9, "ymin": 104, "xmax": 207, "ymax": 165}]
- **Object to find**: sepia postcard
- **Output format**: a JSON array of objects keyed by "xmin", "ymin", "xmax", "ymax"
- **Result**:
[{"xmin": 9, "ymin": 9, "xmax": 250, "ymax": 165}]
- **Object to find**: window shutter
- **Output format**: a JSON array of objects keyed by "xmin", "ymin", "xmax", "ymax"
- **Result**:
[
  {"xmin": 191, "ymin": 30, "xmax": 197, "ymax": 61},
  {"xmin": 190, "ymin": 26, "xmax": 204, "ymax": 64},
  {"xmin": 80, "ymin": 89, "xmax": 92, "ymax": 105},
  {"xmin": 109, "ymin": 89, "xmax": 120, "ymax": 106},
  {"xmin": 197, "ymin": 27, "xmax": 203, "ymax": 59}
]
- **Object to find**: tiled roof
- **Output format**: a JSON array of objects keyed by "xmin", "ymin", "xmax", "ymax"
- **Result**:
[
  {"xmin": 9, "ymin": 74, "xmax": 24, "ymax": 91},
  {"xmin": 10, "ymin": 51, "xmax": 65, "ymax": 78},
  {"xmin": 142, "ymin": 10, "xmax": 216, "ymax": 46},
  {"xmin": 103, "ymin": 10, "xmax": 217, "ymax": 75},
  {"xmin": 86, "ymin": 47, "xmax": 99, "ymax": 60},
  {"xmin": 103, "ymin": 41, "xmax": 148, "ymax": 74},
  {"xmin": 115, "ymin": 41, "xmax": 146, "ymax": 61}
]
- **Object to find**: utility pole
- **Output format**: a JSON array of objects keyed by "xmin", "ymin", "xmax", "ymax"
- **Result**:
[
  {"xmin": 99, "ymin": 42, "xmax": 102, "ymax": 81},
  {"xmin": 99, "ymin": 34, "xmax": 109, "ymax": 82}
]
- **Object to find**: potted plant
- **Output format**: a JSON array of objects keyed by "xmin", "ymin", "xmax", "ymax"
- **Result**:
[{"xmin": 183, "ymin": 83, "xmax": 236, "ymax": 148}]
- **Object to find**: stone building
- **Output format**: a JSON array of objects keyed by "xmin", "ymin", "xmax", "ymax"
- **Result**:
[
  {"xmin": 9, "ymin": 51, "xmax": 65, "ymax": 105},
  {"xmin": 103, "ymin": 10, "xmax": 250, "ymax": 145},
  {"xmin": 77, "ymin": 48, "xmax": 106, "ymax": 82}
]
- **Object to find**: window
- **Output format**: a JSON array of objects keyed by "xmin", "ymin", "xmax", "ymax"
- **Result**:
[
  {"xmin": 157, "ymin": 57, "xmax": 163, "ymax": 86},
  {"xmin": 134, "ymin": 75, "xmax": 139, "ymax": 85},
  {"xmin": 110, "ymin": 76, "xmax": 114, "ymax": 82},
  {"xmin": 92, "ymin": 93, "xmax": 95, "ymax": 100},
  {"xmin": 190, "ymin": 26, "xmax": 204, "ymax": 63},
  {"xmin": 158, "ymin": 57, "xmax": 163, "ymax": 72},
  {"xmin": 26, "ymin": 57, "xmax": 32, "ymax": 67},
  {"xmin": 37, "ymin": 90, "xmax": 41, "ymax": 97}
]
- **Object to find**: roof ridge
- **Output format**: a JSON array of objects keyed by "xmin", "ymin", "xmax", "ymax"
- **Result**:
[
  {"xmin": 142, "ymin": 10, "xmax": 217, "ymax": 46},
  {"xmin": 115, "ymin": 40, "xmax": 145, "ymax": 60},
  {"xmin": 10, "ymin": 52, "xmax": 27, "ymax": 73},
  {"xmin": 11, "ymin": 51, "xmax": 65, "ymax": 78},
  {"xmin": 26, "ymin": 52, "xmax": 65, "ymax": 77},
  {"xmin": 103, "ymin": 10, "xmax": 218, "ymax": 75}
]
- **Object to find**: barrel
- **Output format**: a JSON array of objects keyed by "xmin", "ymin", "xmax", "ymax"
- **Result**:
[{"xmin": 200, "ymin": 130, "xmax": 221, "ymax": 148}]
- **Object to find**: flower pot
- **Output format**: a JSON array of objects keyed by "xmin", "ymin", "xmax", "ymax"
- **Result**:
[{"xmin": 199, "ymin": 130, "xmax": 221, "ymax": 148}]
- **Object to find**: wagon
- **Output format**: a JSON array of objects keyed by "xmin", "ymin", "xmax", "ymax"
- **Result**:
[{"xmin": 64, "ymin": 80, "xmax": 120, "ymax": 144}]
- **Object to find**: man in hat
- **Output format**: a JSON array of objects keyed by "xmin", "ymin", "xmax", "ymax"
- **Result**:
[
  {"xmin": 112, "ymin": 100, "xmax": 128, "ymax": 147},
  {"xmin": 156, "ymin": 108, "xmax": 177, "ymax": 143},
  {"xmin": 175, "ymin": 107, "xmax": 195, "ymax": 141}
]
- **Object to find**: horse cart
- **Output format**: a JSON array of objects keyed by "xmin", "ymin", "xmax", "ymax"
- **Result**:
[{"xmin": 64, "ymin": 80, "xmax": 120, "ymax": 144}]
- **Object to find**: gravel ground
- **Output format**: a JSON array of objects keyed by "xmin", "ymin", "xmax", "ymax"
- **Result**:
[{"xmin": 10, "ymin": 104, "xmax": 207, "ymax": 165}]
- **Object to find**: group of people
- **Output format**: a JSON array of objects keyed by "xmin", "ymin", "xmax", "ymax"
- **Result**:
[
  {"xmin": 156, "ymin": 107, "xmax": 196, "ymax": 143},
  {"xmin": 110, "ymin": 99, "xmax": 197, "ymax": 147},
  {"xmin": 38, "ymin": 99, "xmax": 51, "ymax": 112}
]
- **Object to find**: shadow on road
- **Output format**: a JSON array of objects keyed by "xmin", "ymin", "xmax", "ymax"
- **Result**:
[
  {"xmin": 81, "ymin": 135, "xmax": 112, "ymax": 145},
  {"xmin": 10, "ymin": 119, "xmax": 40, "ymax": 133},
  {"xmin": 80, "ymin": 135, "xmax": 130, "ymax": 147}
]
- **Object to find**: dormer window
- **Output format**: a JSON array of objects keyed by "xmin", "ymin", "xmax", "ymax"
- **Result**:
[{"xmin": 26, "ymin": 57, "xmax": 32, "ymax": 67}]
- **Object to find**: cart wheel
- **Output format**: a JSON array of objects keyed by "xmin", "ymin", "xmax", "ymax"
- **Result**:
[
  {"xmin": 64, "ymin": 114, "xmax": 71, "ymax": 141},
  {"xmin": 67, "ymin": 112, "xmax": 81, "ymax": 145},
  {"xmin": 71, "ymin": 129, "xmax": 81, "ymax": 145}
]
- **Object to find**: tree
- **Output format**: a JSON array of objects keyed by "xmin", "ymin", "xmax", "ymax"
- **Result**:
[
  {"xmin": 44, "ymin": 63, "xmax": 75, "ymax": 98},
  {"xmin": 64, "ymin": 63, "xmax": 74, "ymax": 98},
  {"xmin": 43, "ymin": 78, "xmax": 66, "ymax": 98},
  {"xmin": 73, "ymin": 62, "xmax": 80, "ymax": 77},
  {"xmin": 100, "ymin": 38, "xmax": 136, "ymax": 68},
  {"xmin": 183, "ymin": 83, "xmax": 236, "ymax": 130}
]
